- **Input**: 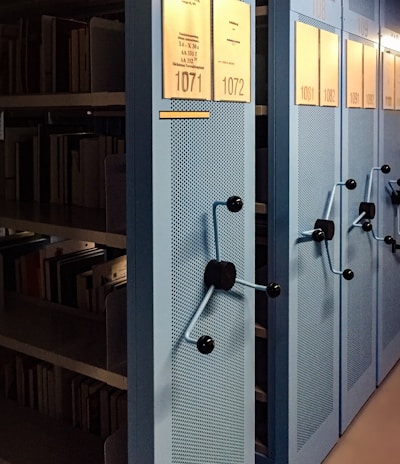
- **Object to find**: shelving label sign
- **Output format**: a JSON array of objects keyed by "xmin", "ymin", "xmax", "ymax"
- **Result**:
[
  {"xmin": 295, "ymin": 22, "xmax": 319, "ymax": 106},
  {"xmin": 394, "ymin": 56, "xmax": 400, "ymax": 110},
  {"xmin": 162, "ymin": 0, "xmax": 211, "ymax": 100},
  {"xmin": 346, "ymin": 40, "xmax": 363, "ymax": 108},
  {"xmin": 319, "ymin": 29, "xmax": 339, "ymax": 107},
  {"xmin": 213, "ymin": 0, "xmax": 251, "ymax": 102},
  {"xmin": 383, "ymin": 52, "xmax": 395, "ymax": 110},
  {"xmin": 363, "ymin": 44, "xmax": 377, "ymax": 109}
]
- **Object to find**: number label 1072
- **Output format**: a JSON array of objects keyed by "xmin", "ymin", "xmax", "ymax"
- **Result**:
[{"xmin": 222, "ymin": 77, "xmax": 245, "ymax": 97}]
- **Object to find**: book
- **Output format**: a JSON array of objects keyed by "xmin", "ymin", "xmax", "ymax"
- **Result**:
[
  {"xmin": 105, "ymin": 153, "xmax": 126, "ymax": 233},
  {"xmin": 4, "ymin": 359, "xmax": 17, "ymax": 401},
  {"xmin": 92, "ymin": 255, "xmax": 127, "ymax": 313},
  {"xmin": 76, "ymin": 269, "xmax": 93, "ymax": 311},
  {"xmin": 0, "ymin": 234, "xmax": 49, "ymax": 292},
  {"xmin": 40, "ymin": 15, "xmax": 54, "ymax": 93},
  {"xmin": 15, "ymin": 138, "xmax": 34, "ymax": 201},
  {"xmin": 87, "ymin": 380, "xmax": 105, "ymax": 435},
  {"xmin": 52, "ymin": 16, "xmax": 85, "ymax": 93},
  {"xmin": 56, "ymin": 248, "xmax": 106, "ymax": 307},
  {"xmin": 100, "ymin": 385, "xmax": 115, "ymax": 439},
  {"xmin": 106, "ymin": 287, "xmax": 127, "ymax": 371},
  {"xmin": 79, "ymin": 136, "xmax": 101, "ymax": 208},
  {"xmin": 71, "ymin": 374, "xmax": 86, "ymax": 427},
  {"xmin": 44, "ymin": 247, "xmax": 103, "ymax": 303},
  {"xmin": 39, "ymin": 239, "xmax": 95, "ymax": 300},
  {"xmin": 89, "ymin": 17, "xmax": 125, "ymax": 92},
  {"xmin": 2, "ymin": 127, "xmax": 37, "ymax": 200},
  {"xmin": 80, "ymin": 378, "xmax": 96, "ymax": 431}
]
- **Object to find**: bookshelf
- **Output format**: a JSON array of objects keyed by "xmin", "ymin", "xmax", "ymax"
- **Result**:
[{"xmin": 0, "ymin": 2, "xmax": 128, "ymax": 463}]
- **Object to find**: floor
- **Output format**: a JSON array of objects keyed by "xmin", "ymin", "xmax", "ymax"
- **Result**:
[{"xmin": 323, "ymin": 361, "xmax": 400, "ymax": 464}]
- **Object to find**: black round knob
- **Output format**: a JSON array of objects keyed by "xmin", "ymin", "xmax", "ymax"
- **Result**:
[
  {"xmin": 381, "ymin": 164, "xmax": 391, "ymax": 174},
  {"xmin": 266, "ymin": 282, "xmax": 281, "ymax": 298},
  {"xmin": 204, "ymin": 260, "xmax": 237, "ymax": 291},
  {"xmin": 312, "ymin": 229, "xmax": 325, "ymax": 242},
  {"xmin": 343, "ymin": 269, "xmax": 354, "ymax": 280},
  {"xmin": 197, "ymin": 335, "xmax": 214, "ymax": 354},
  {"xmin": 385, "ymin": 235, "xmax": 395, "ymax": 245},
  {"xmin": 345, "ymin": 179, "xmax": 357, "ymax": 190},
  {"xmin": 362, "ymin": 222, "xmax": 373, "ymax": 232},
  {"xmin": 226, "ymin": 196, "xmax": 243, "ymax": 213}
]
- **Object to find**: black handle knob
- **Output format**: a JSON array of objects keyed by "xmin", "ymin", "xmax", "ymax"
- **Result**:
[
  {"xmin": 345, "ymin": 179, "xmax": 357, "ymax": 190},
  {"xmin": 266, "ymin": 282, "xmax": 281, "ymax": 298},
  {"xmin": 385, "ymin": 235, "xmax": 395, "ymax": 245},
  {"xmin": 343, "ymin": 269, "xmax": 354, "ymax": 280},
  {"xmin": 226, "ymin": 196, "xmax": 243, "ymax": 213},
  {"xmin": 312, "ymin": 229, "xmax": 325, "ymax": 242},
  {"xmin": 362, "ymin": 221, "xmax": 373, "ymax": 232},
  {"xmin": 381, "ymin": 164, "xmax": 391, "ymax": 174},
  {"xmin": 197, "ymin": 335, "xmax": 215, "ymax": 354}
]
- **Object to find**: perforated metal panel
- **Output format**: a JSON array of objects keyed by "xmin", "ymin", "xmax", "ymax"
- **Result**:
[
  {"xmin": 170, "ymin": 100, "xmax": 248, "ymax": 464},
  {"xmin": 340, "ymin": 69, "xmax": 378, "ymax": 429},
  {"xmin": 378, "ymin": 111, "xmax": 400, "ymax": 383},
  {"xmin": 346, "ymin": 111, "xmax": 375, "ymax": 391},
  {"xmin": 296, "ymin": 106, "xmax": 337, "ymax": 452}
]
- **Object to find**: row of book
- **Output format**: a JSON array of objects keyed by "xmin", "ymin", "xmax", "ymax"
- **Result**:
[
  {"xmin": 0, "ymin": 15, "xmax": 124, "ymax": 95},
  {"xmin": 0, "ymin": 126, "xmax": 126, "ymax": 231},
  {"xmin": 3, "ymin": 353, "xmax": 127, "ymax": 439},
  {"xmin": 0, "ymin": 232, "xmax": 126, "ymax": 313}
]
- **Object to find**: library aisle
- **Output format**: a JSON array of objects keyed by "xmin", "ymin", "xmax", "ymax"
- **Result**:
[{"xmin": 324, "ymin": 361, "xmax": 400, "ymax": 464}]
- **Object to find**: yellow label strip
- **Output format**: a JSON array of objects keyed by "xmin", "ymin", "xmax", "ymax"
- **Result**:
[{"xmin": 159, "ymin": 111, "xmax": 210, "ymax": 119}]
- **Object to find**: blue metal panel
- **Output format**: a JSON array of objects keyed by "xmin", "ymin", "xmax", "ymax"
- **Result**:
[
  {"xmin": 289, "ymin": 15, "xmax": 341, "ymax": 464},
  {"xmin": 126, "ymin": 1, "xmax": 256, "ymax": 463},
  {"xmin": 290, "ymin": 0, "xmax": 341, "ymax": 29},
  {"xmin": 343, "ymin": 0, "xmax": 379, "ymax": 42},
  {"xmin": 377, "ymin": 104, "xmax": 400, "ymax": 384},
  {"xmin": 340, "ymin": 33, "xmax": 378, "ymax": 433},
  {"xmin": 381, "ymin": 0, "xmax": 400, "ymax": 52},
  {"xmin": 268, "ymin": 8, "xmax": 340, "ymax": 462}
]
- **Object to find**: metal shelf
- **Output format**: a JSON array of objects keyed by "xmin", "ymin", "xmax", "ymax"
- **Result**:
[
  {"xmin": 255, "ymin": 385, "xmax": 268, "ymax": 403},
  {"xmin": 0, "ymin": 200, "xmax": 126, "ymax": 249},
  {"xmin": 256, "ymin": 105, "xmax": 268, "ymax": 116},
  {"xmin": 256, "ymin": 6, "xmax": 268, "ymax": 16},
  {"xmin": 0, "ymin": 92, "xmax": 125, "ymax": 109},
  {"xmin": 255, "ymin": 323, "xmax": 268, "ymax": 339},
  {"xmin": 0, "ymin": 293, "xmax": 127, "ymax": 390}
]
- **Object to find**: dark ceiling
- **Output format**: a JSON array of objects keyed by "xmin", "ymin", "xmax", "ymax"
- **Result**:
[{"xmin": 0, "ymin": 0, "xmax": 124, "ymax": 20}]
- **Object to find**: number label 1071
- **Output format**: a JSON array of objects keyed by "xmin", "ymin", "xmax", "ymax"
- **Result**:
[{"xmin": 175, "ymin": 71, "xmax": 202, "ymax": 94}]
